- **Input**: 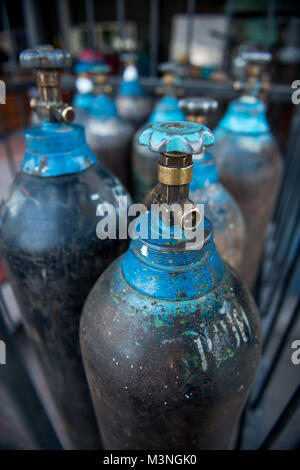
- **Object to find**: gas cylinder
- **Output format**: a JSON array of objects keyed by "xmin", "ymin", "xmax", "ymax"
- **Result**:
[
  {"xmin": 178, "ymin": 97, "xmax": 245, "ymax": 273},
  {"xmin": 85, "ymin": 64, "xmax": 133, "ymax": 190},
  {"xmin": 0, "ymin": 46, "xmax": 131, "ymax": 449},
  {"xmin": 213, "ymin": 52, "xmax": 283, "ymax": 288},
  {"xmin": 116, "ymin": 52, "xmax": 153, "ymax": 129},
  {"xmin": 80, "ymin": 121, "xmax": 262, "ymax": 450},
  {"xmin": 73, "ymin": 62, "xmax": 94, "ymax": 126},
  {"xmin": 132, "ymin": 63, "xmax": 185, "ymax": 202}
]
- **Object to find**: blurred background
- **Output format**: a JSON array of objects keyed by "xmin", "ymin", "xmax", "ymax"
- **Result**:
[{"xmin": 0, "ymin": 0, "xmax": 299, "ymax": 450}]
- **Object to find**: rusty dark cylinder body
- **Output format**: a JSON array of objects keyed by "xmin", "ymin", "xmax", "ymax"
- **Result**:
[
  {"xmin": 0, "ymin": 165, "xmax": 129, "ymax": 449},
  {"xmin": 213, "ymin": 133, "xmax": 282, "ymax": 288},
  {"xmin": 86, "ymin": 118, "xmax": 133, "ymax": 191},
  {"xmin": 80, "ymin": 230, "xmax": 262, "ymax": 450},
  {"xmin": 87, "ymin": 135, "xmax": 132, "ymax": 191}
]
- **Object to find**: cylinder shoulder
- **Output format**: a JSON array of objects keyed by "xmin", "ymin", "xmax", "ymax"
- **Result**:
[
  {"xmin": 0, "ymin": 164, "xmax": 129, "ymax": 252},
  {"xmin": 214, "ymin": 129, "xmax": 282, "ymax": 160},
  {"xmin": 81, "ymin": 256, "xmax": 262, "ymax": 373},
  {"xmin": 80, "ymin": 256, "xmax": 261, "ymax": 450}
]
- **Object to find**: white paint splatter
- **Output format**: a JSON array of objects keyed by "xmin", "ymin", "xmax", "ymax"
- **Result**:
[
  {"xmin": 194, "ymin": 336, "xmax": 208, "ymax": 371},
  {"xmin": 224, "ymin": 302, "xmax": 241, "ymax": 347},
  {"xmin": 189, "ymin": 299, "xmax": 252, "ymax": 371},
  {"xmin": 232, "ymin": 307, "xmax": 248, "ymax": 342}
]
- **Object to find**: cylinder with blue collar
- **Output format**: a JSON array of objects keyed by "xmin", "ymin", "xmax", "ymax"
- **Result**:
[
  {"xmin": 116, "ymin": 52, "xmax": 153, "ymax": 129},
  {"xmin": 85, "ymin": 64, "xmax": 133, "ymax": 190},
  {"xmin": 80, "ymin": 121, "xmax": 262, "ymax": 450},
  {"xmin": 213, "ymin": 51, "xmax": 283, "ymax": 288},
  {"xmin": 0, "ymin": 46, "xmax": 131, "ymax": 449},
  {"xmin": 72, "ymin": 62, "xmax": 94, "ymax": 126}
]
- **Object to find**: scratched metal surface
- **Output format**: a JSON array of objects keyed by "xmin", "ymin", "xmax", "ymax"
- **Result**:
[{"xmin": 81, "ymin": 215, "xmax": 262, "ymax": 450}]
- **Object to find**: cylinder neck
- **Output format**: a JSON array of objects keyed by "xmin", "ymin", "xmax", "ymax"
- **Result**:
[{"xmin": 122, "ymin": 217, "xmax": 223, "ymax": 300}]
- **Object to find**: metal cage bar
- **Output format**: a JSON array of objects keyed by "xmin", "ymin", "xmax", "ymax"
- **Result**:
[
  {"xmin": 0, "ymin": 293, "xmax": 62, "ymax": 450},
  {"xmin": 259, "ymin": 385, "xmax": 300, "ymax": 450}
]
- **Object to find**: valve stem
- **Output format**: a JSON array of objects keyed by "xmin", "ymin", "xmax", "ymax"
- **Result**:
[
  {"xmin": 139, "ymin": 121, "xmax": 214, "ymax": 231},
  {"xmin": 20, "ymin": 45, "xmax": 75, "ymax": 123}
]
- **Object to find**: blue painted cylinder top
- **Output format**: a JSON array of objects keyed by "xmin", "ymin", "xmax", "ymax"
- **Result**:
[
  {"xmin": 73, "ymin": 92, "xmax": 94, "ymax": 111},
  {"xmin": 22, "ymin": 121, "xmax": 97, "ymax": 177},
  {"xmin": 119, "ymin": 79, "xmax": 144, "ymax": 96},
  {"xmin": 74, "ymin": 62, "xmax": 95, "ymax": 74},
  {"xmin": 89, "ymin": 94, "xmax": 118, "ymax": 120},
  {"xmin": 217, "ymin": 96, "xmax": 270, "ymax": 135},
  {"xmin": 148, "ymin": 96, "xmax": 185, "ymax": 123}
]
